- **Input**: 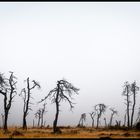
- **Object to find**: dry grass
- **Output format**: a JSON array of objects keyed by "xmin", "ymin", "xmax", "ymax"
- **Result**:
[{"xmin": 0, "ymin": 127, "xmax": 140, "ymax": 138}]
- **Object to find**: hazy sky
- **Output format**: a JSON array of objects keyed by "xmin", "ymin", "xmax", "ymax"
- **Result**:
[{"xmin": 0, "ymin": 2, "xmax": 140, "ymax": 127}]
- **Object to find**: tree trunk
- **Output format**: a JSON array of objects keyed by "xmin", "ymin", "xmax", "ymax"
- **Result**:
[
  {"xmin": 92, "ymin": 119, "xmax": 94, "ymax": 128},
  {"xmin": 53, "ymin": 82, "xmax": 60, "ymax": 133},
  {"xmin": 110, "ymin": 114, "xmax": 113, "ymax": 126},
  {"xmin": 23, "ymin": 113, "xmax": 27, "ymax": 130},
  {"xmin": 126, "ymin": 86, "xmax": 130, "ymax": 128},
  {"xmin": 131, "ymin": 90, "xmax": 136, "ymax": 127},
  {"xmin": 38, "ymin": 116, "xmax": 41, "ymax": 127},
  {"xmin": 96, "ymin": 115, "xmax": 99, "ymax": 128},
  {"xmin": 104, "ymin": 118, "xmax": 107, "ymax": 127},
  {"xmin": 124, "ymin": 113, "xmax": 126, "ymax": 126},
  {"xmin": 33, "ymin": 119, "xmax": 34, "ymax": 128},
  {"xmin": 4, "ymin": 111, "xmax": 8, "ymax": 131}
]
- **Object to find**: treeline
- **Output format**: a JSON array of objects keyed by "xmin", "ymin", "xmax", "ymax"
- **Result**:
[{"xmin": 0, "ymin": 71, "xmax": 140, "ymax": 134}]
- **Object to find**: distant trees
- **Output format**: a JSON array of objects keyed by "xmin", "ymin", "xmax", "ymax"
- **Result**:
[
  {"xmin": 122, "ymin": 81, "xmax": 132, "ymax": 128},
  {"xmin": 0, "ymin": 72, "xmax": 17, "ymax": 132},
  {"xmin": 35, "ymin": 109, "xmax": 42, "ymax": 127},
  {"xmin": 130, "ymin": 81, "xmax": 139, "ymax": 127},
  {"xmin": 19, "ymin": 77, "xmax": 41, "ymax": 130},
  {"xmin": 94, "ymin": 103, "xmax": 107, "ymax": 128},
  {"xmin": 89, "ymin": 111, "xmax": 96, "ymax": 128},
  {"xmin": 109, "ymin": 107, "xmax": 118, "ymax": 126},
  {"xmin": 39, "ymin": 79, "xmax": 79, "ymax": 133},
  {"xmin": 40, "ymin": 103, "xmax": 47, "ymax": 128},
  {"xmin": 122, "ymin": 81, "xmax": 139, "ymax": 128},
  {"xmin": 78, "ymin": 113, "xmax": 86, "ymax": 127},
  {"xmin": 35, "ymin": 103, "xmax": 47, "ymax": 128}
]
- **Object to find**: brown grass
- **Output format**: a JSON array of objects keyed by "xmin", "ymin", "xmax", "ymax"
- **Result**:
[{"xmin": 0, "ymin": 127, "xmax": 140, "ymax": 138}]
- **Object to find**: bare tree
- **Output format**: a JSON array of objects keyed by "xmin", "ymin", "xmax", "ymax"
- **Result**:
[
  {"xmin": 19, "ymin": 77, "xmax": 41, "ymax": 130},
  {"xmin": 89, "ymin": 111, "xmax": 96, "ymax": 128},
  {"xmin": 122, "ymin": 81, "xmax": 131, "ymax": 128},
  {"xmin": 35, "ymin": 109, "xmax": 42, "ymax": 127},
  {"xmin": 0, "ymin": 72, "xmax": 17, "ymax": 132},
  {"xmin": 94, "ymin": 103, "xmax": 107, "ymax": 128},
  {"xmin": 39, "ymin": 79, "xmax": 79, "ymax": 133},
  {"xmin": 109, "ymin": 107, "xmax": 118, "ymax": 126},
  {"xmin": 40, "ymin": 103, "xmax": 47, "ymax": 128},
  {"xmin": 104, "ymin": 117, "xmax": 107, "ymax": 128},
  {"xmin": 130, "ymin": 81, "xmax": 139, "ymax": 127},
  {"xmin": 78, "ymin": 113, "xmax": 86, "ymax": 127}
]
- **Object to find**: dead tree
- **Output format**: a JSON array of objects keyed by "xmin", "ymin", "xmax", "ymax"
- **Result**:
[
  {"xmin": 89, "ymin": 111, "xmax": 96, "ymax": 128},
  {"xmin": 40, "ymin": 103, "xmax": 47, "ymax": 128},
  {"xmin": 19, "ymin": 77, "xmax": 41, "ymax": 130},
  {"xmin": 39, "ymin": 79, "xmax": 79, "ymax": 133},
  {"xmin": 122, "ymin": 81, "xmax": 131, "ymax": 128},
  {"xmin": 35, "ymin": 109, "xmax": 42, "ymax": 127},
  {"xmin": 115, "ymin": 120, "xmax": 121, "ymax": 128},
  {"xmin": 109, "ymin": 107, "xmax": 118, "ymax": 126},
  {"xmin": 77, "ymin": 113, "xmax": 86, "ymax": 127},
  {"xmin": 0, "ymin": 72, "xmax": 17, "ymax": 131},
  {"xmin": 130, "ymin": 81, "xmax": 139, "ymax": 128},
  {"xmin": 104, "ymin": 117, "xmax": 107, "ymax": 127},
  {"xmin": 95, "ymin": 103, "xmax": 107, "ymax": 128}
]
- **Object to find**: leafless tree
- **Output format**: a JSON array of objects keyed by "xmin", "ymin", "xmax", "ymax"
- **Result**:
[
  {"xmin": 130, "ymin": 81, "xmax": 139, "ymax": 127},
  {"xmin": 78, "ymin": 113, "xmax": 86, "ymax": 127},
  {"xmin": 94, "ymin": 103, "xmax": 107, "ymax": 128},
  {"xmin": 19, "ymin": 77, "xmax": 41, "ymax": 130},
  {"xmin": 0, "ymin": 72, "xmax": 17, "ymax": 131},
  {"xmin": 39, "ymin": 79, "xmax": 79, "ymax": 133},
  {"xmin": 40, "ymin": 103, "xmax": 47, "ymax": 128},
  {"xmin": 104, "ymin": 117, "xmax": 107, "ymax": 127},
  {"xmin": 109, "ymin": 107, "xmax": 118, "ymax": 126},
  {"xmin": 122, "ymin": 81, "xmax": 132, "ymax": 128},
  {"xmin": 35, "ymin": 109, "xmax": 42, "ymax": 127},
  {"xmin": 89, "ymin": 111, "xmax": 96, "ymax": 128}
]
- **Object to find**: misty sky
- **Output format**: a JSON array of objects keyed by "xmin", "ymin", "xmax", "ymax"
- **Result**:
[{"xmin": 0, "ymin": 2, "xmax": 140, "ymax": 127}]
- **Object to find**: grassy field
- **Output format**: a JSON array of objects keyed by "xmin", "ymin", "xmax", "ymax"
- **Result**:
[{"xmin": 0, "ymin": 126, "xmax": 140, "ymax": 138}]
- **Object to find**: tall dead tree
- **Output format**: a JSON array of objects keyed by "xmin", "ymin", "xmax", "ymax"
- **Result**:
[
  {"xmin": 77, "ymin": 113, "xmax": 86, "ymax": 127},
  {"xmin": 39, "ymin": 79, "xmax": 79, "ymax": 133},
  {"xmin": 130, "ymin": 81, "xmax": 139, "ymax": 127},
  {"xmin": 40, "ymin": 103, "xmax": 47, "ymax": 128},
  {"xmin": 35, "ymin": 109, "xmax": 42, "ymax": 127},
  {"xmin": 19, "ymin": 77, "xmax": 41, "ymax": 130},
  {"xmin": 122, "ymin": 81, "xmax": 131, "ymax": 128},
  {"xmin": 89, "ymin": 111, "xmax": 96, "ymax": 128},
  {"xmin": 0, "ymin": 72, "xmax": 17, "ymax": 131},
  {"xmin": 95, "ymin": 103, "xmax": 107, "ymax": 128},
  {"xmin": 109, "ymin": 107, "xmax": 118, "ymax": 126}
]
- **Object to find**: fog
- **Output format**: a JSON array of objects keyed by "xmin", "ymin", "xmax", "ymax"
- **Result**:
[{"xmin": 0, "ymin": 2, "xmax": 140, "ymax": 127}]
